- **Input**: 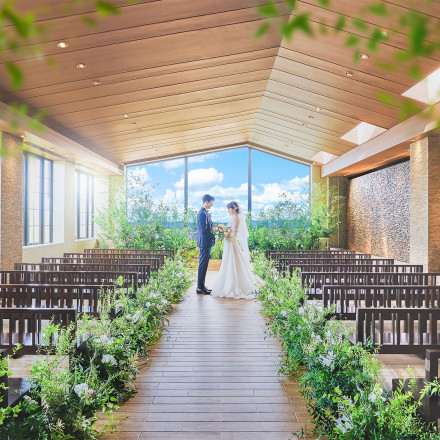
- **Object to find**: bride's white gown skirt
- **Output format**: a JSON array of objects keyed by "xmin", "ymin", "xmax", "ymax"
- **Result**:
[{"xmin": 211, "ymin": 237, "xmax": 262, "ymax": 299}]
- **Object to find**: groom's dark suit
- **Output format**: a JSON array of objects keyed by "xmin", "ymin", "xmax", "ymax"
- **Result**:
[{"xmin": 197, "ymin": 207, "xmax": 215, "ymax": 290}]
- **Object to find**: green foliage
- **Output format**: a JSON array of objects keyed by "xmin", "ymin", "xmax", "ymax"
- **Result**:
[
  {"xmin": 254, "ymin": 0, "xmax": 440, "ymax": 125},
  {"xmin": 253, "ymin": 253, "xmax": 440, "ymax": 439},
  {"xmin": 94, "ymin": 174, "xmax": 196, "ymax": 251},
  {"xmin": 0, "ymin": 254, "xmax": 193, "ymax": 439},
  {"xmin": 248, "ymin": 183, "xmax": 341, "ymax": 251}
]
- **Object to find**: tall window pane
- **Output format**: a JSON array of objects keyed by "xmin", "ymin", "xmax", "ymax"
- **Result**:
[
  {"xmin": 251, "ymin": 150, "xmax": 310, "ymax": 221},
  {"xmin": 23, "ymin": 153, "xmax": 53, "ymax": 246},
  {"xmin": 76, "ymin": 171, "xmax": 94, "ymax": 239},
  {"xmin": 188, "ymin": 149, "xmax": 248, "ymax": 223}
]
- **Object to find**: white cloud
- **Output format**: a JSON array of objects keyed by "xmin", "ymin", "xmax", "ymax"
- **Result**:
[
  {"xmin": 162, "ymin": 158, "xmax": 184, "ymax": 170},
  {"xmin": 188, "ymin": 153, "xmax": 218, "ymax": 164},
  {"xmin": 175, "ymin": 167, "xmax": 224, "ymax": 189}
]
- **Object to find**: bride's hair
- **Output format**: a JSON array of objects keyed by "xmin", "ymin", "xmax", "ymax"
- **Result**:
[{"xmin": 227, "ymin": 201, "xmax": 240, "ymax": 214}]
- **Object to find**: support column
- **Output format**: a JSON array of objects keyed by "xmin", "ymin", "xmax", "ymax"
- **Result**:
[
  {"xmin": 0, "ymin": 133, "xmax": 23, "ymax": 269},
  {"xmin": 410, "ymin": 136, "xmax": 440, "ymax": 271},
  {"xmin": 311, "ymin": 165, "xmax": 347, "ymax": 249}
]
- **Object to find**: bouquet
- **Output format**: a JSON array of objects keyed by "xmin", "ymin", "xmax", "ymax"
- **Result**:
[{"xmin": 213, "ymin": 223, "xmax": 232, "ymax": 240}]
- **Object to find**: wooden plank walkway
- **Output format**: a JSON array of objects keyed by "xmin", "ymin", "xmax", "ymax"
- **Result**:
[{"xmin": 100, "ymin": 270, "xmax": 309, "ymax": 439}]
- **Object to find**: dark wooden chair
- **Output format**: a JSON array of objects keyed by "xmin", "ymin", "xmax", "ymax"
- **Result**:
[
  {"xmin": 0, "ymin": 349, "xmax": 31, "ymax": 408},
  {"xmin": 354, "ymin": 308, "xmax": 440, "ymax": 354},
  {"xmin": 82, "ymin": 248, "xmax": 175, "ymax": 258},
  {"xmin": 15, "ymin": 263, "xmax": 151, "ymax": 285},
  {"xmin": 0, "ymin": 284, "xmax": 113, "ymax": 316},
  {"xmin": 42, "ymin": 256, "xmax": 163, "ymax": 269},
  {"xmin": 266, "ymin": 249, "xmax": 358, "ymax": 260},
  {"xmin": 0, "ymin": 270, "xmax": 139, "ymax": 289},
  {"xmin": 391, "ymin": 349, "xmax": 440, "ymax": 426},
  {"xmin": 278, "ymin": 257, "xmax": 395, "ymax": 272},
  {"xmin": 0, "ymin": 308, "xmax": 76, "ymax": 355},
  {"xmin": 323, "ymin": 285, "xmax": 440, "ymax": 320},
  {"xmin": 300, "ymin": 272, "xmax": 440, "ymax": 298},
  {"xmin": 293, "ymin": 264, "xmax": 423, "ymax": 274}
]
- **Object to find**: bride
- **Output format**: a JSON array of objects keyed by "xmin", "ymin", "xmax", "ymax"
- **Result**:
[{"xmin": 211, "ymin": 201, "xmax": 263, "ymax": 299}]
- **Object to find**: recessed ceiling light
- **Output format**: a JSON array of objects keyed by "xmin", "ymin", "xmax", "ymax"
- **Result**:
[
  {"xmin": 345, "ymin": 71, "xmax": 354, "ymax": 77},
  {"xmin": 57, "ymin": 41, "xmax": 68, "ymax": 48},
  {"xmin": 91, "ymin": 80, "xmax": 101, "ymax": 85},
  {"xmin": 123, "ymin": 114, "xmax": 129, "ymax": 118},
  {"xmin": 289, "ymin": 140, "xmax": 293, "ymax": 143},
  {"xmin": 308, "ymin": 115, "xmax": 314, "ymax": 119},
  {"xmin": 130, "ymin": 122, "xmax": 136, "ymax": 126},
  {"xmin": 381, "ymin": 30, "xmax": 389, "ymax": 37},
  {"xmin": 302, "ymin": 122, "xmax": 307, "ymax": 127},
  {"xmin": 360, "ymin": 53, "xmax": 369, "ymax": 59},
  {"xmin": 316, "ymin": 107, "xmax": 322, "ymax": 112},
  {"xmin": 76, "ymin": 63, "xmax": 86, "ymax": 69}
]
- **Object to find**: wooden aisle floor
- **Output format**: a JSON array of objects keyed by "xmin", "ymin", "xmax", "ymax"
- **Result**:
[{"xmin": 99, "ymin": 270, "xmax": 309, "ymax": 440}]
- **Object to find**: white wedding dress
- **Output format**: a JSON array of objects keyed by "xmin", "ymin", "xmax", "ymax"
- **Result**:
[{"xmin": 211, "ymin": 213, "xmax": 263, "ymax": 299}]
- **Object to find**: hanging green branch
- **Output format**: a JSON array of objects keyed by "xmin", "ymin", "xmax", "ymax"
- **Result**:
[{"xmin": 255, "ymin": 0, "xmax": 440, "ymax": 123}]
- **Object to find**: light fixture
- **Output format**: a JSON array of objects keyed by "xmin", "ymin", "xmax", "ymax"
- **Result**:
[
  {"xmin": 308, "ymin": 115, "xmax": 314, "ymax": 119},
  {"xmin": 76, "ymin": 63, "xmax": 86, "ymax": 69},
  {"xmin": 360, "ymin": 53, "xmax": 369, "ymax": 60},
  {"xmin": 91, "ymin": 80, "xmax": 101, "ymax": 85},
  {"xmin": 302, "ymin": 122, "xmax": 307, "ymax": 127},
  {"xmin": 381, "ymin": 30, "xmax": 389, "ymax": 37},
  {"xmin": 123, "ymin": 114, "xmax": 129, "ymax": 118},
  {"xmin": 316, "ymin": 107, "xmax": 322, "ymax": 112},
  {"xmin": 130, "ymin": 122, "xmax": 136, "ymax": 126},
  {"xmin": 57, "ymin": 41, "xmax": 68, "ymax": 48},
  {"xmin": 289, "ymin": 140, "xmax": 293, "ymax": 143},
  {"xmin": 345, "ymin": 71, "xmax": 354, "ymax": 77}
]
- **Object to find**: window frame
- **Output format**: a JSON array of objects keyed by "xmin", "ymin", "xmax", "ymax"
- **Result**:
[
  {"xmin": 22, "ymin": 152, "xmax": 53, "ymax": 246},
  {"xmin": 76, "ymin": 170, "xmax": 94, "ymax": 239}
]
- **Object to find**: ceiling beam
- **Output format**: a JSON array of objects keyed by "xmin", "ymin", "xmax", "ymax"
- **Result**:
[{"xmin": 321, "ymin": 102, "xmax": 440, "ymax": 177}]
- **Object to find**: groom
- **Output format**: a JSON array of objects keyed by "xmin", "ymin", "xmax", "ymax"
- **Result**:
[{"xmin": 196, "ymin": 194, "xmax": 215, "ymax": 295}]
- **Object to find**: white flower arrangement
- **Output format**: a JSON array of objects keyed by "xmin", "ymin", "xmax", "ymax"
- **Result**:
[
  {"xmin": 280, "ymin": 309, "xmax": 287, "ymax": 316},
  {"xmin": 318, "ymin": 351, "xmax": 336, "ymax": 370},
  {"xmin": 96, "ymin": 334, "xmax": 114, "ymax": 346},
  {"xmin": 145, "ymin": 302, "xmax": 151, "ymax": 308},
  {"xmin": 74, "ymin": 383, "xmax": 94, "ymax": 400},
  {"xmin": 102, "ymin": 354, "xmax": 117, "ymax": 365}
]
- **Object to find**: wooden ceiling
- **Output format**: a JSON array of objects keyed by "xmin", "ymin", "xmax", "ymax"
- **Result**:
[{"xmin": 0, "ymin": 0, "xmax": 438, "ymax": 170}]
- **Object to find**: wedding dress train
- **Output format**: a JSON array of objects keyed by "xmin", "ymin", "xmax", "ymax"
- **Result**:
[{"xmin": 211, "ymin": 215, "xmax": 262, "ymax": 299}]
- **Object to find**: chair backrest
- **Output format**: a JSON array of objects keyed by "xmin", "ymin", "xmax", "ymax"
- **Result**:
[
  {"xmin": 323, "ymin": 285, "xmax": 440, "ymax": 319},
  {"xmin": 0, "ymin": 307, "xmax": 77, "ymax": 355},
  {"xmin": 356, "ymin": 307, "xmax": 440, "ymax": 354}
]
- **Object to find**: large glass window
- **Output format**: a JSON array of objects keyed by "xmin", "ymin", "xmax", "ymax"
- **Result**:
[
  {"xmin": 251, "ymin": 149, "xmax": 310, "ymax": 220},
  {"xmin": 187, "ymin": 149, "xmax": 248, "ymax": 223},
  {"xmin": 76, "ymin": 171, "xmax": 94, "ymax": 239},
  {"xmin": 126, "ymin": 147, "xmax": 310, "ymax": 225},
  {"xmin": 23, "ymin": 152, "xmax": 53, "ymax": 245}
]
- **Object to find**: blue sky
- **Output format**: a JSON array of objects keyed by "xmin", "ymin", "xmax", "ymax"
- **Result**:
[{"xmin": 127, "ymin": 147, "xmax": 310, "ymax": 222}]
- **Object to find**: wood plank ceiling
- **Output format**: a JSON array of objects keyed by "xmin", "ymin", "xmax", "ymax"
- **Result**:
[{"xmin": 0, "ymin": 0, "xmax": 438, "ymax": 169}]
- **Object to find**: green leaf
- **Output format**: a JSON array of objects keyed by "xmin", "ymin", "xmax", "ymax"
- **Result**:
[
  {"xmin": 285, "ymin": 0, "xmax": 297, "ymax": 9},
  {"xmin": 256, "ymin": 1, "xmax": 279, "ymax": 18},
  {"xmin": 316, "ymin": 0, "xmax": 330, "ymax": 5},
  {"xmin": 376, "ymin": 91, "xmax": 398, "ymax": 107},
  {"xmin": 408, "ymin": 63, "xmax": 423, "ymax": 81},
  {"xmin": 82, "ymin": 15, "xmax": 97, "ymax": 27},
  {"xmin": 367, "ymin": 2, "xmax": 388, "ymax": 16},
  {"xmin": 254, "ymin": 22, "xmax": 271, "ymax": 39},
  {"xmin": 345, "ymin": 34, "xmax": 359, "ymax": 48},
  {"xmin": 352, "ymin": 18, "xmax": 368, "ymax": 32},
  {"xmin": 5, "ymin": 62, "xmax": 23, "ymax": 90},
  {"xmin": 319, "ymin": 20, "xmax": 328, "ymax": 35},
  {"xmin": 334, "ymin": 14, "xmax": 345, "ymax": 32},
  {"xmin": 95, "ymin": 1, "xmax": 121, "ymax": 17}
]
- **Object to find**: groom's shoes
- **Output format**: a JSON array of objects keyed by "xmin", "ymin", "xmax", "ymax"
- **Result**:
[
  {"xmin": 196, "ymin": 287, "xmax": 211, "ymax": 295},
  {"xmin": 204, "ymin": 287, "xmax": 212, "ymax": 294}
]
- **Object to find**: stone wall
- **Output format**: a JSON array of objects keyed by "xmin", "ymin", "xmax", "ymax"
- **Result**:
[{"xmin": 347, "ymin": 161, "xmax": 410, "ymax": 262}]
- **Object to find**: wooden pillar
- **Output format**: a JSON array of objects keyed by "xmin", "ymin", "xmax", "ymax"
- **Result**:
[{"xmin": 0, "ymin": 133, "xmax": 23, "ymax": 269}]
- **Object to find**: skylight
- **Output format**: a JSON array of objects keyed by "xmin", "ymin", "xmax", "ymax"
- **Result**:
[
  {"xmin": 402, "ymin": 67, "xmax": 440, "ymax": 104},
  {"xmin": 341, "ymin": 122, "xmax": 387, "ymax": 145},
  {"xmin": 311, "ymin": 151, "xmax": 339, "ymax": 165}
]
